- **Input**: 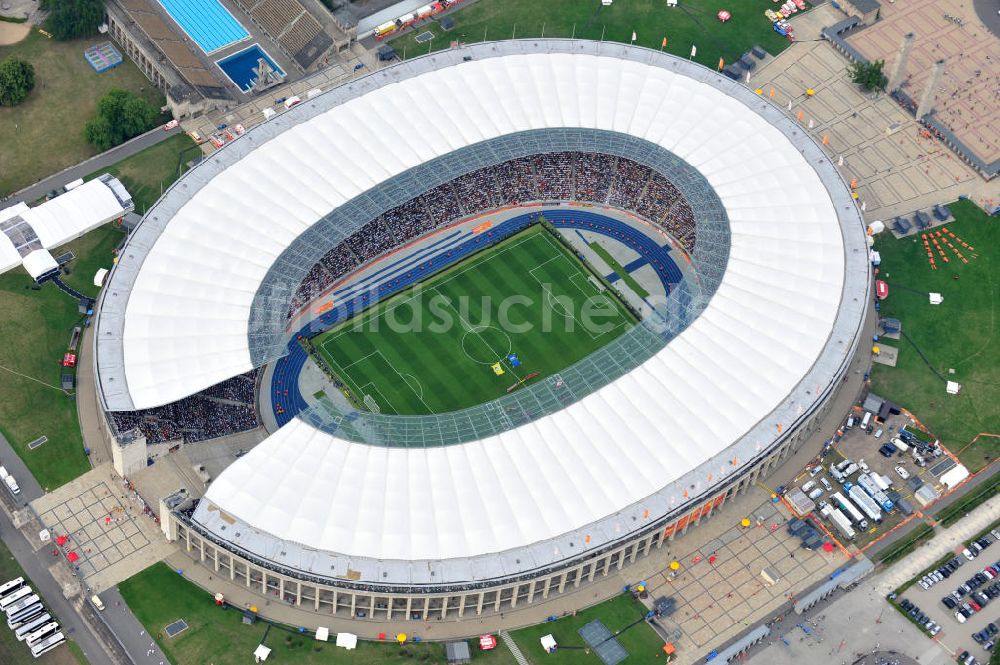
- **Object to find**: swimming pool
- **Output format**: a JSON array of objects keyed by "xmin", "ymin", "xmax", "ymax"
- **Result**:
[
  {"xmin": 216, "ymin": 44, "xmax": 285, "ymax": 92},
  {"xmin": 157, "ymin": 0, "xmax": 249, "ymax": 54}
]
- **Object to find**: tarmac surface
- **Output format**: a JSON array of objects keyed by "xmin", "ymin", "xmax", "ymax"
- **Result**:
[{"xmin": 974, "ymin": 0, "xmax": 1000, "ymax": 37}]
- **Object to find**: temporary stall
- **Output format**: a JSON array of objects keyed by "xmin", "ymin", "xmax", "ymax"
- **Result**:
[
  {"xmin": 335, "ymin": 633, "xmax": 357, "ymax": 650},
  {"xmin": 540, "ymin": 634, "xmax": 558, "ymax": 653},
  {"xmin": 315, "ymin": 626, "xmax": 329, "ymax": 641},
  {"xmin": 253, "ymin": 644, "xmax": 271, "ymax": 662}
]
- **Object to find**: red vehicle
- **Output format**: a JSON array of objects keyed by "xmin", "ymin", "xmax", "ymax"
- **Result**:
[{"xmin": 62, "ymin": 353, "xmax": 76, "ymax": 368}]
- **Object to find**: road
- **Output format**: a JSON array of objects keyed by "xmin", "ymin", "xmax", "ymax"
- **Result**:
[
  {"xmin": 0, "ymin": 512, "xmax": 115, "ymax": 665},
  {"xmin": 2, "ymin": 126, "xmax": 182, "ymax": 205},
  {"xmin": 0, "ymin": 432, "xmax": 45, "ymax": 504},
  {"xmin": 96, "ymin": 587, "xmax": 173, "ymax": 665}
]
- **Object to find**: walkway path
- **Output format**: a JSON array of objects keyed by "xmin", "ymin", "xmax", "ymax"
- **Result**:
[
  {"xmin": 4, "ymin": 126, "xmax": 182, "ymax": 205},
  {"xmin": 500, "ymin": 630, "xmax": 531, "ymax": 665},
  {"xmin": 873, "ymin": 494, "xmax": 1000, "ymax": 594}
]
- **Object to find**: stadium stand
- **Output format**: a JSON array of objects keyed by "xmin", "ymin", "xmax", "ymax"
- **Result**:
[
  {"xmin": 236, "ymin": 0, "xmax": 330, "ymax": 68},
  {"xmin": 110, "ymin": 369, "xmax": 260, "ymax": 443},
  {"xmin": 286, "ymin": 152, "xmax": 698, "ymax": 318}
]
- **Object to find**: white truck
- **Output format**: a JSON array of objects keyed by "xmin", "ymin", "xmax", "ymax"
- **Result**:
[
  {"xmin": 0, "ymin": 466, "xmax": 19, "ymax": 495},
  {"xmin": 831, "ymin": 491, "xmax": 868, "ymax": 528},
  {"xmin": 819, "ymin": 503, "xmax": 856, "ymax": 540},
  {"xmin": 846, "ymin": 483, "xmax": 882, "ymax": 522}
]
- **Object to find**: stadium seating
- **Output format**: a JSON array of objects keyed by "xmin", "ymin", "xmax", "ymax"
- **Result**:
[
  {"xmin": 110, "ymin": 369, "xmax": 261, "ymax": 443},
  {"xmin": 287, "ymin": 152, "xmax": 699, "ymax": 319}
]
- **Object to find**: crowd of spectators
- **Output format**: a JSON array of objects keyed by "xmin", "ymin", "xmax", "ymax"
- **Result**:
[
  {"xmin": 534, "ymin": 153, "xmax": 574, "ymax": 200},
  {"xmin": 286, "ymin": 152, "xmax": 699, "ymax": 318},
  {"xmin": 110, "ymin": 369, "xmax": 260, "ymax": 444}
]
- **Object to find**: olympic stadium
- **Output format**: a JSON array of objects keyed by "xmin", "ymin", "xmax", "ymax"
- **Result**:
[{"xmin": 92, "ymin": 40, "xmax": 870, "ymax": 619}]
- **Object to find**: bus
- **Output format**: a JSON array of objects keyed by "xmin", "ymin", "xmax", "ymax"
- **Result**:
[
  {"xmin": 0, "ymin": 577, "xmax": 25, "ymax": 599},
  {"xmin": 14, "ymin": 613, "xmax": 51, "ymax": 640},
  {"xmin": 25, "ymin": 621, "xmax": 60, "ymax": 647},
  {"xmin": 7, "ymin": 602, "xmax": 43, "ymax": 628},
  {"xmin": 30, "ymin": 631, "xmax": 65, "ymax": 658},
  {"xmin": 4, "ymin": 594, "xmax": 40, "ymax": 619},
  {"xmin": 0, "ymin": 586, "xmax": 33, "ymax": 611}
]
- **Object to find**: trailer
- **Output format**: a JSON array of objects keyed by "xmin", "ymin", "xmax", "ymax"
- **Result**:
[
  {"xmin": 820, "ymin": 503, "xmax": 856, "ymax": 540},
  {"xmin": 872, "ymin": 473, "xmax": 892, "ymax": 492},
  {"xmin": 831, "ymin": 491, "xmax": 867, "ymax": 526},
  {"xmin": 846, "ymin": 483, "xmax": 882, "ymax": 522},
  {"xmin": 857, "ymin": 474, "xmax": 895, "ymax": 512}
]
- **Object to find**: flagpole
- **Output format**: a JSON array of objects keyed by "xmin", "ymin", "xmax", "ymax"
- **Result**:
[
  {"xmin": 572, "ymin": 23, "xmax": 576, "ymax": 39},
  {"xmin": 512, "ymin": 23, "xmax": 516, "ymax": 39},
  {"xmin": 600, "ymin": 25, "xmax": 605, "ymax": 42}
]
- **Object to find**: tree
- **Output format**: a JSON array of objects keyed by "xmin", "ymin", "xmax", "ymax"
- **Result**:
[
  {"xmin": 849, "ymin": 60, "xmax": 888, "ymax": 93},
  {"xmin": 0, "ymin": 57, "xmax": 35, "ymax": 106},
  {"xmin": 85, "ymin": 88, "xmax": 159, "ymax": 151},
  {"xmin": 42, "ymin": 0, "xmax": 105, "ymax": 40}
]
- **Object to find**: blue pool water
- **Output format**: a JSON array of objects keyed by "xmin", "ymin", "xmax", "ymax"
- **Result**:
[
  {"xmin": 216, "ymin": 45, "xmax": 285, "ymax": 92},
  {"xmin": 157, "ymin": 0, "xmax": 249, "ymax": 53}
]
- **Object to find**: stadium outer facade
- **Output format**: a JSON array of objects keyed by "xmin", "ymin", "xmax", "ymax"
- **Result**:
[{"xmin": 93, "ymin": 40, "xmax": 871, "ymax": 621}]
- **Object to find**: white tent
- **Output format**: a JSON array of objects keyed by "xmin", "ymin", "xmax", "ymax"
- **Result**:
[
  {"xmin": 336, "ymin": 633, "xmax": 357, "ymax": 650},
  {"xmin": 940, "ymin": 465, "xmax": 969, "ymax": 489},
  {"xmin": 253, "ymin": 644, "xmax": 271, "ymax": 662},
  {"xmin": 540, "ymin": 634, "xmax": 558, "ymax": 653},
  {"xmin": 22, "ymin": 249, "xmax": 59, "ymax": 281},
  {"xmin": 946, "ymin": 381, "xmax": 961, "ymax": 395},
  {"xmin": 315, "ymin": 626, "xmax": 329, "ymax": 642},
  {"xmin": 94, "ymin": 268, "xmax": 109, "ymax": 287},
  {"xmin": 0, "ymin": 177, "xmax": 131, "ymax": 279},
  {"xmin": 930, "ymin": 293, "xmax": 943, "ymax": 305}
]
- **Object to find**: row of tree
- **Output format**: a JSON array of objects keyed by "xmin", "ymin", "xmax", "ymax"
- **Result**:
[{"xmin": 40, "ymin": 0, "xmax": 105, "ymax": 41}]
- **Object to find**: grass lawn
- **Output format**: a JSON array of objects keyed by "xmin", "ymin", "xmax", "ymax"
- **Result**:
[
  {"xmin": 84, "ymin": 132, "xmax": 198, "ymax": 214},
  {"xmin": 870, "ymin": 200, "xmax": 1000, "ymax": 471},
  {"xmin": 0, "ymin": 130, "xmax": 197, "ymax": 489},
  {"xmin": 510, "ymin": 594, "xmax": 665, "ymax": 665},
  {"xmin": 0, "ymin": 536, "xmax": 90, "ymax": 664},
  {"xmin": 935, "ymin": 470, "xmax": 1000, "ymax": 527},
  {"xmin": 0, "ymin": 224, "xmax": 123, "ymax": 489},
  {"xmin": 313, "ymin": 225, "xmax": 635, "ymax": 414},
  {"xmin": 388, "ymin": 0, "xmax": 796, "ymax": 70},
  {"xmin": 0, "ymin": 30, "xmax": 165, "ymax": 197},
  {"xmin": 119, "ymin": 563, "xmax": 516, "ymax": 665}
]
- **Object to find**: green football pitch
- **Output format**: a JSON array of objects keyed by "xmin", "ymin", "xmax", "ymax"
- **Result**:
[{"xmin": 313, "ymin": 226, "xmax": 636, "ymax": 415}]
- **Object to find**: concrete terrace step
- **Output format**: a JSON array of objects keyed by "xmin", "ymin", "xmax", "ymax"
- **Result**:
[{"xmin": 500, "ymin": 629, "xmax": 532, "ymax": 665}]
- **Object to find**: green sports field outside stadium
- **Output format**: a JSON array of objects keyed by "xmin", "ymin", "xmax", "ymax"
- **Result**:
[{"xmin": 312, "ymin": 226, "xmax": 637, "ymax": 415}]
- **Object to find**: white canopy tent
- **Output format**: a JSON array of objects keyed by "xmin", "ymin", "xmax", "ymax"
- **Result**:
[
  {"xmin": 335, "ymin": 632, "xmax": 357, "ymax": 650},
  {"xmin": 0, "ymin": 177, "xmax": 132, "ymax": 279}
]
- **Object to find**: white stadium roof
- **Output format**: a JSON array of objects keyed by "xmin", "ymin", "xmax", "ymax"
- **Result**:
[{"xmin": 97, "ymin": 41, "xmax": 868, "ymax": 580}]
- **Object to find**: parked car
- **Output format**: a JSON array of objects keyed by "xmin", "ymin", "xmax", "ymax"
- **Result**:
[
  {"xmin": 163, "ymin": 119, "xmax": 179, "ymax": 130},
  {"xmin": 894, "ymin": 465, "xmax": 910, "ymax": 480}
]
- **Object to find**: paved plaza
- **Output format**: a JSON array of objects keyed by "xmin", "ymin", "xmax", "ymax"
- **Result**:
[
  {"xmin": 640, "ymin": 496, "xmax": 846, "ymax": 652},
  {"xmin": 751, "ymin": 16, "xmax": 998, "ymax": 223},
  {"xmin": 847, "ymin": 0, "xmax": 1000, "ymax": 164},
  {"xmin": 30, "ymin": 464, "xmax": 176, "ymax": 593}
]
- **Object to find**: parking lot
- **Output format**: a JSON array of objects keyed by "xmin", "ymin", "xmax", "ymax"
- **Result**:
[
  {"xmin": 893, "ymin": 526, "xmax": 1000, "ymax": 665},
  {"xmin": 786, "ymin": 401, "xmax": 948, "ymax": 549}
]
